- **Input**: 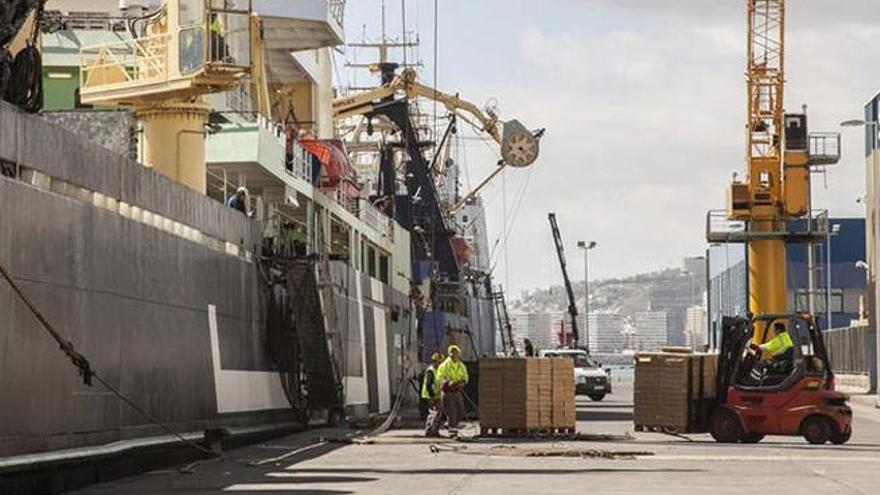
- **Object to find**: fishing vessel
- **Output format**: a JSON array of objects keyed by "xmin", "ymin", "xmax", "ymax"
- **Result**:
[{"xmin": 0, "ymin": 0, "xmax": 539, "ymax": 469}]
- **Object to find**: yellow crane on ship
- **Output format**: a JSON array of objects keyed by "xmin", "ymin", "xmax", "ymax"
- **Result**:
[
  {"xmin": 332, "ymin": 66, "xmax": 542, "ymax": 212},
  {"xmin": 77, "ymin": 0, "xmax": 254, "ymax": 194}
]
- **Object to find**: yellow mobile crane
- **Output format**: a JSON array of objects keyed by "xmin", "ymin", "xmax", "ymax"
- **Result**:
[{"xmin": 78, "ymin": 0, "xmax": 253, "ymax": 193}]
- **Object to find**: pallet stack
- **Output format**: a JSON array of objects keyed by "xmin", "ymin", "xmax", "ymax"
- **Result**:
[
  {"xmin": 478, "ymin": 357, "xmax": 576, "ymax": 436},
  {"xmin": 633, "ymin": 351, "xmax": 718, "ymax": 433},
  {"xmin": 551, "ymin": 358, "xmax": 576, "ymax": 427}
]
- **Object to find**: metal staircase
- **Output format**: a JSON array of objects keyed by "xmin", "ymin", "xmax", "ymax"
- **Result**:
[{"xmin": 284, "ymin": 257, "xmax": 343, "ymax": 414}]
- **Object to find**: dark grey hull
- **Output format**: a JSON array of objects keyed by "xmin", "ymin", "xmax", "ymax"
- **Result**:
[{"xmin": 0, "ymin": 102, "xmax": 415, "ymax": 460}]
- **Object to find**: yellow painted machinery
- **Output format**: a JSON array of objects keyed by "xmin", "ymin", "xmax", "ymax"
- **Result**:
[
  {"xmin": 332, "ymin": 66, "xmax": 542, "ymax": 213},
  {"xmin": 78, "ymin": 0, "xmax": 253, "ymax": 193},
  {"xmin": 708, "ymin": 0, "xmax": 840, "ymax": 344}
]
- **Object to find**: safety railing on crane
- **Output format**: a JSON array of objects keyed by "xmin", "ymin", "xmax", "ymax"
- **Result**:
[
  {"xmin": 808, "ymin": 132, "xmax": 842, "ymax": 166},
  {"xmin": 80, "ymin": 33, "xmax": 171, "ymax": 91},
  {"xmin": 706, "ymin": 209, "xmax": 829, "ymax": 244}
]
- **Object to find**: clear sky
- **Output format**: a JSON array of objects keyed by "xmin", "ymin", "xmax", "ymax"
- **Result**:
[{"xmin": 342, "ymin": 0, "xmax": 880, "ymax": 298}]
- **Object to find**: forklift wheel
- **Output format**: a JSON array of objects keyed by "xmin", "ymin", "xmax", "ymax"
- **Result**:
[
  {"xmin": 709, "ymin": 409, "xmax": 743, "ymax": 444},
  {"xmin": 740, "ymin": 433, "xmax": 764, "ymax": 444},
  {"xmin": 802, "ymin": 416, "xmax": 832, "ymax": 445},
  {"xmin": 830, "ymin": 425, "xmax": 852, "ymax": 445}
]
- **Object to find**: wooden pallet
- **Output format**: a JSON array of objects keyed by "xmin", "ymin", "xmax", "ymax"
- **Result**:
[{"xmin": 479, "ymin": 426, "xmax": 577, "ymax": 438}]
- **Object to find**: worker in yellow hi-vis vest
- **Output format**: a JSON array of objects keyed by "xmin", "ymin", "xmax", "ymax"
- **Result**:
[
  {"xmin": 748, "ymin": 322, "xmax": 795, "ymax": 384},
  {"xmin": 422, "ymin": 352, "xmax": 444, "ymax": 437},
  {"xmin": 437, "ymin": 344, "xmax": 469, "ymax": 437},
  {"xmin": 209, "ymin": 13, "xmax": 228, "ymax": 62}
]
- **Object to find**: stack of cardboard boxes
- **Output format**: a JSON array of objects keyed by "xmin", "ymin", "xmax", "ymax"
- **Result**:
[
  {"xmin": 479, "ymin": 358, "xmax": 576, "ymax": 433},
  {"xmin": 633, "ymin": 350, "xmax": 718, "ymax": 433},
  {"xmin": 551, "ymin": 358, "xmax": 576, "ymax": 427}
]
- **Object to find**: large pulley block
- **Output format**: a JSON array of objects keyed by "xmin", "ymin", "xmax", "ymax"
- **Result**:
[{"xmin": 500, "ymin": 119, "xmax": 540, "ymax": 167}]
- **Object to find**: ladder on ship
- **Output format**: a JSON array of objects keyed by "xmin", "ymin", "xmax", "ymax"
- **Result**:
[
  {"xmin": 491, "ymin": 286, "xmax": 517, "ymax": 356},
  {"xmin": 284, "ymin": 256, "xmax": 344, "ymax": 421}
]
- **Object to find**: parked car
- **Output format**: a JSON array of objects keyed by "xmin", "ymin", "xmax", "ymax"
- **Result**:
[{"xmin": 538, "ymin": 349, "xmax": 612, "ymax": 401}]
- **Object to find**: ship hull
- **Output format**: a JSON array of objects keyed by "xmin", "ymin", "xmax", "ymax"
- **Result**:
[{"xmin": 0, "ymin": 102, "xmax": 414, "ymax": 460}]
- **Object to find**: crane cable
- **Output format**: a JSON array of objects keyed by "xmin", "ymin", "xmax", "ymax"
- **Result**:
[{"xmin": 0, "ymin": 258, "xmax": 216, "ymax": 457}]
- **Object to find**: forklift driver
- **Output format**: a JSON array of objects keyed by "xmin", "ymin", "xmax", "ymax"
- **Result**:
[{"xmin": 747, "ymin": 322, "xmax": 794, "ymax": 386}]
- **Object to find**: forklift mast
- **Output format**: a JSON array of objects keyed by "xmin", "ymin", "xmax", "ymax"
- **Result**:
[{"xmin": 548, "ymin": 213, "xmax": 580, "ymax": 348}]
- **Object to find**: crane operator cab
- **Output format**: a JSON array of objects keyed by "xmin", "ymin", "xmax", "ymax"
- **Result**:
[{"xmin": 710, "ymin": 314, "xmax": 852, "ymax": 445}]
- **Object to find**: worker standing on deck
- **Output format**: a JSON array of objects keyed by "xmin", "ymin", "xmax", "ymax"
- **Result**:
[
  {"xmin": 437, "ymin": 344, "xmax": 468, "ymax": 437},
  {"xmin": 226, "ymin": 186, "xmax": 248, "ymax": 215},
  {"xmin": 422, "ymin": 352, "xmax": 444, "ymax": 437}
]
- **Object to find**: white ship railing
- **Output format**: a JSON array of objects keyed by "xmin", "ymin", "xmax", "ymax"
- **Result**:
[{"xmin": 359, "ymin": 199, "xmax": 393, "ymax": 238}]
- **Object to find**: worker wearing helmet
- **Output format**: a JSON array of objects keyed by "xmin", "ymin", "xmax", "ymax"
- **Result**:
[
  {"xmin": 437, "ymin": 344, "xmax": 469, "ymax": 436},
  {"xmin": 422, "ymin": 352, "xmax": 444, "ymax": 437},
  {"xmin": 226, "ymin": 186, "xmax": 248, "ymax": 215}
]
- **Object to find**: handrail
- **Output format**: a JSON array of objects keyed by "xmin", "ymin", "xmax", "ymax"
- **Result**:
[
  {"xmin": 706, "ymin": 209, "xmax": 829, "ymax": 243},
  {"xmin": 79, "ymin": 33, "xmax": 171, "ymax": 92}
]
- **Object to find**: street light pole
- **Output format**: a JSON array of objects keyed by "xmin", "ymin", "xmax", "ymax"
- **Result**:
[
  {"xmin": 827, "ymin": 223, "xmax": 840, "ymax": 330},
  {"xmin": 577, "ymin": 240, "xmax": 597, "ymax": 352}
]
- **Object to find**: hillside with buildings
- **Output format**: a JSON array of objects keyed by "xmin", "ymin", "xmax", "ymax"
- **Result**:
[{"xmin": 510, "ymin": 258, "xmax": 707, "ymax": 353}]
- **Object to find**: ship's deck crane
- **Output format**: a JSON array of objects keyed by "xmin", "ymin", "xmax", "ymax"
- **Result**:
[
  {"xmin": 77, "ymin": 0, "xmax": 254, "ymax": 193},
  {"xmin": 548, "ymin": 213, "xmax": 580, "ymax": 349},
  {"xmin": 331, "ymin": 64, "xmax": 542, "ymax": 280},
  {"xmin": 332, "ymin": 66, "xmax": 543, "ymax": 213}
]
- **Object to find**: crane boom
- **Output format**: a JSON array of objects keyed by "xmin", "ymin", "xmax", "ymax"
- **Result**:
[
  {"xmin": 548, "ymin": 213, "xmax": 580, "ymax": 348},
  {"xmin": 332, "ymin": 68, "xmax": 502, "ymax": 142},
  {"xmin": 743, "ymin": 0, "xmax": 788, "ymax": 343},
  {"xmin": 332, "ymin": 66, "xmax": 542, "ymax": 213}
]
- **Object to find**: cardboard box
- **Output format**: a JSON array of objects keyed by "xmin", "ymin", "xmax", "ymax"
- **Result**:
[
  {"xmin": 478, "ymin": 357, "xmax": 576, "ymax": 431},
  {"xmin": 633, "ymin": 352, "xmax": 718, "ymax": 432}
]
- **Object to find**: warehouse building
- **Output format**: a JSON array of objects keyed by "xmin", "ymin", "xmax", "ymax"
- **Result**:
[{"xmin": 707, "ymin": 218, "xmax": 866, "ymax": 348}]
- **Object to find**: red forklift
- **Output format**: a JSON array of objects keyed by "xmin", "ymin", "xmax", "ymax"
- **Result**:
[{"xmin": 703, "ymin": 314, "xmax": 852, "ymax": 444}]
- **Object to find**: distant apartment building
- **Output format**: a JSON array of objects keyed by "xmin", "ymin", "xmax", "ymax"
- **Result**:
[
  {"xmin": 648, "ymin": 257, "xmax": 706, "ymax": 347},
  {"xmin": 512, "ymin": 312, "xmax": 598, "ymax": 351},
  {"xmin": 683, "ymin": 256, "xmax": 707, "ymax": 282},
  {"xmin": 635, "ymin": 311, "xmax": 667, "ymax": 351},
  {"xmin": 511, "ymin": 313, "xmax": 557, "ymax": 351},
  {"xmin": 684, "ymin": 304, "xmax": 707, "ymax": 349},
  {"xmin": 588, "ymin": 313, "xmax": 626, "ymax": 354}
]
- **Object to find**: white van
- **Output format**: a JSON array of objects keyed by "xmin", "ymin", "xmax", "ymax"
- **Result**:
[{"xmin": 539, "ymin": 349, "xmax": 612, "ymax": 401}]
